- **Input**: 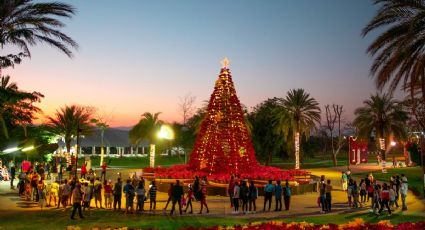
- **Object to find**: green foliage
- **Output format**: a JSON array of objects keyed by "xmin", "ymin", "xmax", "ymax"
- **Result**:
[
  {"xmin": 354, "ymin": 93, "xmax": 408, "ymax": 145},
  {"xmin": 248, "ymin": 97, "xmax": 287, "ymax": 164},
  {"xmin": 45, "ymin": 105, "xmax": 95, "ymax": 152},
  {"xmin": 0, "ymin": 0, "xmax": 78, "ymax": 61},
  {"xmin": 129, "ymin": 112, "xmax": 162, "ymax": 146}
]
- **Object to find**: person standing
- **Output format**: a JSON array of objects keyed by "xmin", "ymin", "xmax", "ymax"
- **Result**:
[
  {"xmin": 70, "ymin": 182, "xmax": 84, "ymax": 220},
  {"xmin": 82, "ymin": 182, "xmax": 91, "ymax": 214},
  {"xmin": 359, "ymin": 179, "xmax": 367, "ymax": 204},
  {"xmin": 228, "ymin": 175, "xmax": 236, "ymax": 208},
  {"xmin": 394, "ymin": 175, "xmax": 401, "ymax": 209},
  {"xmin": 123, "ymin": 179, "xmax": 135, "ymax": 214},
  {"xmin": 94, "ymin": 177, "xmax": 103, "ymax": 209},
  {"xmin": 341, "ymin": 171, "xmax": 348, "ymax": 191},
  {"xmin": 400, "ymin": 175, "xmax": 408, "ymax": 211},
  {"xmin": 136, "ymin": 180, "xmax": 145, "ymax": 212},
  {"xmin": 81, "ymin": 163, "xmax": 87, "ymax": 179},
  {"xmin": 240, "ymin": 180, "xmax": 249, "ymax": 214},
  {"xmin": 170, "ymin": 180, "xmax": 184, "ymax": 215},
  {"xmin": 100, "ymin": 162, "xmax": 107, "ymax": 181},
  {"xmin": 283, "ymin": 179, "xmax": 291, "ymax": 210},
  {"xmin": 325, "ymin": 179, "xmax": 332, "ymax": 212},
  {"xmin": 347, "ymin": 179, "xmax": 353, "ymax": 207},
  {"xmin": 113, "ymin": 178, "xmax": 122, "ymax": 211},
  {"xmin": 49, "ymin": 180, "xmax": 59, "ymax": 207},
  {"xmin": 103, "ymin": 180, "xmax": 113, "ymax": 209},
  {"xmin": 274, "ymin": 180, "xmax": 283, "ymax": 211},
  {"xmin": 319, "ymin": 183, "xmax": 327, "ymax": 213},
  {"xmin": 352, "ymin": 181, "xmax": 359, "ymax": 208},
  {"xmin": 62, "ymin": 179, "xmax": 72, "ymax": 210},
  {"xmin": 10, "ymin": 165, "xmax": 16, "ymax": 189},
  {"xmin": 378, "ymin": 183, "xmax": 391, "ymax": 216},
  {"xmin": 37, "ymin": 179, "xmax": 46, "ymax": 210},
  {"xmin": 248, "ymin": 180, "xmax": 258, "ymax": 213},
  {"xmin": 232, "ymin": 181, "xmax": 240, "ymax": 213},
  {"xmin": 149, "ymin": 180, "xmax": 157, "ymax": 211},
  {"xmin": 199, "ymin": 178, "xmax": 209, "ymax": 214},
  {"xmin": 263, "ymin": 180, "xmax": 273, "ymax": 212}
]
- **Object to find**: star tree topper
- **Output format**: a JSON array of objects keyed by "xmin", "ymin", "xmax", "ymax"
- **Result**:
[{"xmin": 221, "ymin": 57, "xmax": 230, "ymax": 68}]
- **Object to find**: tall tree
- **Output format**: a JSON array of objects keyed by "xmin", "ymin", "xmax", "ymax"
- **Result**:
[
  {"xmin": 45, "ymin": 105, "xmax": 94, "ymax": 153},
  {"xmin": 0, "ymin": 0, "xmax": 78, "ymax": 68},
  {"xmin": 354, "ymin": 94, "xmax": 408, "ymax": 162},
  {"xmin": 324, "ymin": 104, "xmax": 344, "ymax": 166},
  {"xmin": 0, "ymin": 75, "xmax": 43, "ymax": 139},
  {"xmin": 129, "ymin": 112, "xmax": 163, "ymax": 166},
  {"xmin": 275, "ymin": 89, "xmax": 321, "ymax": 169},
  {"xmin": 178, "ymin": 93, "xmax": 196, "ymax": 126},
  {"xmin": 249, "ymin": 97, "xmax": 286, "ymax": 165}
]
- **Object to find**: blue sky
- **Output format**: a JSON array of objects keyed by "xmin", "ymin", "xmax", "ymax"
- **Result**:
[{"xmin": 5, "ymin": 0, "xmax": 381, "ymax": 126}]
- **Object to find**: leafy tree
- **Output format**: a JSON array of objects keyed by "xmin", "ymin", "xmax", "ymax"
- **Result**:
[
  {"xmin": 129, "ymin": 112, "xmax": 163, "ymax": 165},
  {"xmin": 353, "ymin": 93, "xmax": 408, "ymax": 160},
  {"xmin": 274, "ymin": 89, "xmax": 321, "ymax": 169},
  {"xmin": 248, "ymin": 97, "xmax": 286, "ymax": 165},
  {"xmin": 0, "ymin": 0, "xmax": 78, "ymax": 68},
  {"xmin": 45, "ymin": 105, "xmax": 94, "ymax": 153},
  {"xmin": 0, "ymin": 75, "xmax": 43, "ymax": 139}
]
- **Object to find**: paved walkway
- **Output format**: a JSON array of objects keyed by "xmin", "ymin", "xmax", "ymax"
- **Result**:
[{"xmin": 0, "ymin": 165, "xmax": 423, "ymax": 219}]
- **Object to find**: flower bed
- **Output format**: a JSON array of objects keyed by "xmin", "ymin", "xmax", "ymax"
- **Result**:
[
  {"xmin": 179, "ymin": 219, "xmax": 425, "ymax": 230},
  {"xmin": 144, "ymin": 164, "xmax": 310, "ymax": 183}
]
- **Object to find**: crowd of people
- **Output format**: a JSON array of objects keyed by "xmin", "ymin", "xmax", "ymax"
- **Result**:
[
  {"xmin": 341, "ymin": 170, "xmax": 408, "ymax": 216},
  {"xmin": 0, "ymin": 158, "xmax": 412, "ymax": 220}
]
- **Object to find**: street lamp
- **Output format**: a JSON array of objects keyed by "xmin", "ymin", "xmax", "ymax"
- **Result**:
[
  {"xmin": 149, "ymin": 125, "xmax": 174, "ymax": 168},
  {"xmin": 74, "ymin": 123, "xmax": 83, "ymax": 179}
]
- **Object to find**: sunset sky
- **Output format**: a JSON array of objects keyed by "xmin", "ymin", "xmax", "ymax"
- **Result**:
[{"xmin": 4, "ymin": 0, "xmax": 382, "ymax": 127}]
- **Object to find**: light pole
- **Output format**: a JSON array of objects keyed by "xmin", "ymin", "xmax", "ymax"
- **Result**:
[{"xmin": 74, "ymin": 123, "xmax": 82, "ymax": 179}]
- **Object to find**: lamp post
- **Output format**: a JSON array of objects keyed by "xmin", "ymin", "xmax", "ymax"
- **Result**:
[
  {"xmin": 150, "ymin": 125, "xmax": 174, "ymax": 168},
  {"xmin": 74, "ymin": 123, "xmax": 82, "ymax": 179}
]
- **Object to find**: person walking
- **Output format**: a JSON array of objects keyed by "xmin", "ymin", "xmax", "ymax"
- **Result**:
[
  {"xmin": 283, "ymin": 179, "xmax": 291, "ymax": 210},
  {"xmin": 113, "ymin": 178, "xmax": 122, "ymax": 211},
  {"xmin": 82, "ymin": 182, "xmax": 91, "ymax": 214},
  {"xmin": 149, "ymin": 180, "xmax": 157, "ymax": 211},
  {"xmin": 325, "ymin": 179, "xmax": 332, "ymax": 212},
  {"xmin": 62, "ymin": 179, "xmax": 71, "ymax": 211},
  {"xmin": 263, "ymin": 180, "xmax": 273, "ymax": 212},
  {"xmin": 184, "ymin": 184, "xmax": 194, "ymax": 214},
  {"xmin": 199, "ymin": 178, "xmax": 209, "ymax": 214},
  {"xmin": 70, "ymin": 182, "xmax": 84, "ymax": 220},
  {"xmin": 170, "ymin": 180, "xmax": 184, "ymax": 215},
  {"xmin": 359, "ymin": 179, "xmax": 367, "ymax": 204},
  {"xmin": 378, "ymin": 183, "xmax": 391, "ymax": 216},
  {"xmin": 163, "ymin": 183, "xmax": 174, "ymax": 211},
  {"xmin": 232, "ymin": 181, "xmax": 240, "ymax": 213},
  {"xmin": 274, "ymin": 180, "xmax": 283, "ymax": 211},
  {"xmin": 352, "ymin": 181, "xmax": 360, "ymax": 208},
  {"xmin": 400, "ymin": 175, "xmax": 408, "ymax": 211},
  {"xmin": 10, "ymin": 165, "xmax": 16, "ymax": 189},
  {"xmin": 370, "ymin": 183, "xmax": 381, "ymax": 213},
  {"xmin": 48, "ymin": 180, "xmax": 59, "ymax": 207},
  {"xmin": 248, "ymin": 180, "xmax": 258, "ymax": 213}
]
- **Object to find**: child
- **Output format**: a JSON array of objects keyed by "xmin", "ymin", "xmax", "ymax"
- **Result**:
[{"xmin": 233, "ymin": 181, "xmax": 240, "ymax": 213}]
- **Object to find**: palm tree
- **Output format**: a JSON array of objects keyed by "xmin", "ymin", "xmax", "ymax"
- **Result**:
[
  {"xmin": 0, "ymin": 0, "xmax": 78, "ymax": 58},
  {"xmin": 90, "ymin": 118, "xmax": 109, "ymax": 166},
  {"xmin": 353, "ymin": 93, "xmax": 408, "ymax": 162},
  {"xmin": 46, "ymin": 105, "xmax": 94, "ymax": 153},
  {"xmin": 363, "ymin": 0, "xmax": 425, "ymax": 128},
  {"xmin": 129, "ymin": 112, "xmax": 162, "ymax": 167},
  {"xmin": 0, "ymin": 75, "xmax": 43, "ymax": 139},
  {"xmin": 274, "ymin": 89, "xmax": 321, "ymax": 169}
]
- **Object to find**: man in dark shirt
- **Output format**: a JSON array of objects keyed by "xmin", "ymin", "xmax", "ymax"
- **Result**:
[
  {"xmin": 170, "ymin": 180, "xmax": 184, "ymax": 215},
  {"xmin": 10, "ymin": 166, "xmax": 16, "ymax": 189}
]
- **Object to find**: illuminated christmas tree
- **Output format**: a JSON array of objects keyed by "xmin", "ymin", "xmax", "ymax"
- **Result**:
[{"xmin": 188, "ymin": 58, "xmax": 258, "ymax": 174}]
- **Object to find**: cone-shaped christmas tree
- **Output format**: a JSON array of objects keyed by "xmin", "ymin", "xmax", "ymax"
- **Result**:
[{"xmin": 188, "ymin": 58, "xmax": 258, "ymax": 174}]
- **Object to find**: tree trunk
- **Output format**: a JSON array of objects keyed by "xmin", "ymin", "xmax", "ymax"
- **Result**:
[
  {"xmin": 0, "ymin": 115, "xmax": 9, "ymax": 139},
  {"xmin": 295, "ymin": 132, "xmax": 300, "ymax": 169},
  {"xmin": 332, "ymin": 153, "xmax": 337, "ymax": 166},
  {"xmin": 265, "ymin": 151, "xmax": 272, "ymax": 166}
]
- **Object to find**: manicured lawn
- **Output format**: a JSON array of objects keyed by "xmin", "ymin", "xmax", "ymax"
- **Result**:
[
  {"xmin": 0, "ymin": 209, "xmax": 423, "ymax": 230},
  {"xmin": 269, "ymin": 155, "xmax": 378, "ymax": 169},
  {"xmin": 353, "ymin": 167, "xmax": 424, "ymax": 197},
  {"xmin": 77, "ymin": 155, "xmax": 186, "ymax": 168}
]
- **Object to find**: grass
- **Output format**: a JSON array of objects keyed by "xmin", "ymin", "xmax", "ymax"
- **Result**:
[
  {"xmin": 77, "ymin": 155, "xmax": 186, "ymax": 168},
  {"xmin": 269, "ymin": 155, "xmax": 378, "ymax": 169},
  {"xmin": 0, "ymin": 209, "xmax": 423, "ymax": 230},
  {"xmin": 353, "ymin": 166, "xmax": 424, "ymax": 197}
]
